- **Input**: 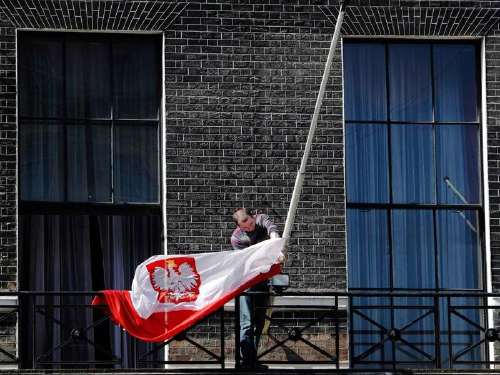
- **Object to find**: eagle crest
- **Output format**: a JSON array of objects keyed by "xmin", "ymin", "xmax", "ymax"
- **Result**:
[{"xmin": 148, "ymin": 258, "xmax": 201, "ymax": 304}]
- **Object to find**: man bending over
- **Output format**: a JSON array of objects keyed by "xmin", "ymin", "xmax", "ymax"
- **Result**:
[{"xmin": 231, "ymin": 208, "xmax": 280, "ymax": 371}]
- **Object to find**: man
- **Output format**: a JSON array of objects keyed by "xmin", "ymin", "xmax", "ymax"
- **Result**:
[{"xmin": 231, "ymin": 208, "xmax": 280, "ymax": 371}]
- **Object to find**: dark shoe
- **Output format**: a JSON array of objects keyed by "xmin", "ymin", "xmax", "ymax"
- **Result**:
[
  {"xmin": 238, "ymin": 362, "xmax": 268, "ymax": 371},
  {"xmin": 255, "ymin": 362, "xmax": 269, "ymax": 371}
]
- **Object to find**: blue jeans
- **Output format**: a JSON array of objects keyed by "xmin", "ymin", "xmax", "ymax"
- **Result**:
[{"xmin": 239, "ymin": 282, "xmax": 269, "ymax": 365}]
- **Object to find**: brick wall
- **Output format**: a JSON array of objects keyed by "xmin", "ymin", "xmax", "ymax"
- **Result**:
[
  {"xmin": 0, "ymin": 7, "xmax": 16, "ymax": 292},
  {"xmin": 1, "ymin": 0, "xmax": 500, "ymax": 366},
  {"xmin": 163, "ymin": 0, "xmax": 345, "ymax": 290},
  {"xmin": 0, "ymin": 0, "xmax": 499, "ymax": 293},
  {"xmin": 486, "ymin": 23, "xmax": 500, "ymax": 292},
  {"xmin": 168, "ymin": 309, "xmax": 348, "ymax": 364}
]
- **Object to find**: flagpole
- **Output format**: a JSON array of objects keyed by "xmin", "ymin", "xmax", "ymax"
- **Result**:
[{"xmin": 282, "ymin": 2, "xmax": 346, "ymax": 246}]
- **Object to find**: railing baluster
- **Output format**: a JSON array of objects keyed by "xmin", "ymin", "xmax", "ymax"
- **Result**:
[
  {"xmin": 32, "ymin": 296, "xmax": 36, "ymax": 369},
  {"xmin": 131, "ymin": 337, "xmax": 136, "ymax": 369},
  {"xmin": 447, "ymin": 295, "xmax": 453, "ymax": 368},
  {"xmin": 349, "ymin": 294, "xmax": 354, "ymax": 368},
  {"xmin": 434, "ymin": 294, "xmax": 441, "ymax": 368},
  {"xmin": 235, "ymin": 295, "xmax": 241, "ymax": 370},
  {"xmin": 335, "ymin": 294, "xmax": 339, "ymax": 370},
  {"xmin": 220, "ymin": 308, "xmax": 225, "ymax": 369}
]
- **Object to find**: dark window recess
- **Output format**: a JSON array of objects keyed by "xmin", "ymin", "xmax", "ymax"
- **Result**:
[
  {"xmin": 344, "ymin": 40, "xmax": 483, "ymax": 367},
  {"xmin": 19, "ymin": 33, "xmax": 161, "ymax": 204},
  {"xmin": 18, "ymin": 32, "xmax": 163, "ymax": 369}
]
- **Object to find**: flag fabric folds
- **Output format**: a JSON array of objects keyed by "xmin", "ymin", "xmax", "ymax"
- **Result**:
[{"xmin": 92, "ymin": 238, "xmax": 285, "ymax": 342}]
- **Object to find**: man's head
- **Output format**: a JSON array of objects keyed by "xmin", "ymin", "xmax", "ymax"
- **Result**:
[{"xmin": 233, "ymin": 208, "xmax": 256, "ymax": 232}]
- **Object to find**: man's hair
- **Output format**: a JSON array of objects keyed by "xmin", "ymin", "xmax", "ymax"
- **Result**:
[{"xmin": 232, "ymin": 207, "xmax": 253, "ymax": 225}]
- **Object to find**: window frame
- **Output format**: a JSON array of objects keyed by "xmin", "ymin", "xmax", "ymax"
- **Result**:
[
  {"xmin": 17, "ymin": 31, "xmax": 162, "ymax": 210},
  {"xmin": 343, "ymin": 38, "xmax": 486, "ymax": 292}
]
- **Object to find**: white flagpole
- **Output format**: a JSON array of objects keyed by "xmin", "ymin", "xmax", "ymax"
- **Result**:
[{"xmin": 282, "ymin": 2, "xmax": 346, "ymax": 245}]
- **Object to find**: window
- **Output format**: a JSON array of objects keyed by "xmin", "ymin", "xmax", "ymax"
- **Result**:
[
  {"xmin": 19, "ymin": 33, "xmax": 160, "ymax": 204},
  {"xmin": 18, "ymin": 33, "xmax": 162, "ymax": 368},
  {"xmin": 344, "ymin": 41, "xmax": 483, "ymax": 367}
]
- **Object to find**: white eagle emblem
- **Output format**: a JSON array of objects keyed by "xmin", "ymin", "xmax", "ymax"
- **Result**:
[{"xmin": 147, "ymin": 258, "xmax": 201, "ymax": 304}]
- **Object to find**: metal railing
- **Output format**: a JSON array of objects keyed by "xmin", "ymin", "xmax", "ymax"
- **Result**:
[{"xmin": 0, "ymin": 290, "xmax": 499, "ymax": 370}]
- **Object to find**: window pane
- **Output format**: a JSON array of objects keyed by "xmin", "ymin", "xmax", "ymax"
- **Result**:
[
  {"xmin": 391, "ymin": 124, "xmax": 435, "ymax": 203},
  {"xmin": 66, "ymin": 41, "xmax": 111, "ymax": 118},
  {"xmin": 437, "ymin": 210, "xmax": 480, "ymax": 289},
  {"xmin": 434, "ymin": 44, "xmax": 478, "ymax": 122},
  {"xmin": 346, "ymin": 124, "xmax": 389, "ymax": 203},
  {"xmin": 19, "ymin": 38, "xmax": 63, "ymax": 117},
  {"xmin": 114, "ymin": 124, "xmax": 159, "ymax": 203},
  {"xmin": 113, "ymin": 39, "xmax": 160, "ymax": 119},
  {"xmin": 393, "ymin": 295, "xmax": 435, "ymax": 364},
  {"xmin": 389, "ymin": 44, "xmax": 432, "ymax": 121},
  {"xmin": 20, "ymin": 122, "xmax": 64, "ymax": 201},
  {"xmin": 343, "ymin": 43, "xmax": 387, "ymax": 121},
  {"xmin": 347, "ymin": 209, "xmax": 389, "ymax": 289},
  {"xmin": 436, "ymin": 125, "xmax": 479, "ymax": 204},
  {"xmin": 392, "ymin": 210, "xmax": 435, "ymax": 289},
  {"xmin": 67, "ymin": 124, "xmax": 111, "ymax": 202}
]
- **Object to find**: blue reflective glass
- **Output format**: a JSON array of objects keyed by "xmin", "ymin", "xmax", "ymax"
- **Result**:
[
  {"xmin": 347, "ymin": 209, "xmax": 389, "ymax": 289},
  {"xmin": 113, "ymin": 39, "xmax": 160, "ymax": 119},
  {"xmin": 67, "ymin": 124, "xmax": 111, "ymax": 202},
  {"xmin": 434, "ymin": 44, "xmax": 478, "ymax": 122},
  {"xmin": 437, "ymin": 210, "xmax": 480, "ymax": 289},
  {"xmin": 66, "ymin": 41, "xmax": 111, "ymax": 119},
  {"xmin": 389, "ymin": 44, "xmax": 433, "ymax": 121},
  {"xmin": 391, "ymin": 125, "xmax": 435, "ymax": 204},
  {"xmin": 436, "ymin": 125, "xmax": 479, "ymax": 204},
  {"xmin": 346, "ymin": 124, "xmax": 389, "ymax": 203},
  {"xmin": 343, "ymin": 43, "xmax": 387, "ymax": 121},
  {"xmin": 392, "ymin": 210, "xmax": 435, "ymax": 289},
  {"xmin": 20, "ymin": 122, "xmax": 64, "ymax": 201},
  {"xmin": 19, "ymin": 38, "xmax": 63, "ymax": 118},
  {"xmin": 114, "ymin": 124, "xmax": 159, "ymax": 203}
]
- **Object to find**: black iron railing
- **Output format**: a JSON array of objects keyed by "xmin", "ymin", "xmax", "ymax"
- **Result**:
[{"xmin": 0, "ymin": 291, "xmax": 499, "ymax": 370}]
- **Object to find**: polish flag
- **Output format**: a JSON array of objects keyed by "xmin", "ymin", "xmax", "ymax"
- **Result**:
[{"xmin": 92, "ymin": 238, "xmax": 285, "ymax": 342}]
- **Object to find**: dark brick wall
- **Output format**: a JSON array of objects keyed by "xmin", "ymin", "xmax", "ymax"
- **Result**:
[
  {"xmin": 0, "ymin": 0, "xmax": 499, "ymax": 293},
  {"xmin": 168, "ymin": 310, "xmax": 348, "ymax": 363},
  {"xmin": 0, "ymin": 7, "xmax": 16, "ymax": 291},
  {"xmin": 486, "ymin": 24, "xmax": 500, "ymax": 292},
  {"xmin": 0, "ymin": 0, "xmax": 499, "ymax": 367},
  {"xmin": 163, "ymin": 0, "xmax": 345, "ymax": 290}
]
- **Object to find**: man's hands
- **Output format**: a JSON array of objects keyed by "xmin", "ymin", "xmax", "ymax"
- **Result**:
[
  {"xmin": 270, "ymin": 231, "xmax": 280, "ymax": 239},
  {"xmin": 269, "ymin": 232, "xmax": 285, "ymax": 263}
]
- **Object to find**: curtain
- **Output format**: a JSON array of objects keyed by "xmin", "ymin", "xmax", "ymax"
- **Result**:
[
  {"xmin": 436, "ymin": 125, "xmax": 480, "ymax": 205},
  {"xmin": 388, "ymin": 44, "xmax": 432, "ymax": 121},
  {"xmin": 391, "ymin": 125, "xmax": 434, "ymax": 204},
  {"xmin": 345, "ymin": 41, "xmax": 482, "ymax": 368},
  {"xmin": 20, "ymin": 122, "xmax": 65, "ymax": 201},
  {"xmin": 112, "ymin": 39, "xmax": 160, "ymax": 120},
  {"xmin": 18, "ymin": 37, "xmax": 63, "ymax": 118},
  {"xmin": 65, "ymin": 40, "xmax": 111, "ymax": 119},
  {"xmin": 347, "ymin": 209, "xmax": 392, "ymax": 366},
  {"xmin": 345, "ymin": 124, "xmax": 389, "ymax": 203},
  {"xmin": 114, "ymin": 124, "xmax": 159, "ymax": 203},
  {"xmin": 434, "ymin": 45, "xmax": 477, "ymax": 122},
  {"xmin": 343, "ymin": 43, "xmax": 387, "ymax": 121},
  {"xmin": 20, "ymin": 214, "xmax": 163, "ymax": 368}
]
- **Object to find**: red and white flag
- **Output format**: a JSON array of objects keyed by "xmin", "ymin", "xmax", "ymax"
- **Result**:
[{"xmin": 92, "ymin": 238, "xmax": 285, "ymax": 342}]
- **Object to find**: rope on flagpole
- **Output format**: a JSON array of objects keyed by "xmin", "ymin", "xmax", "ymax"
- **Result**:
[{"xmin": 282, "ymin": 2, "xmax": 346, "ymax": 250}]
